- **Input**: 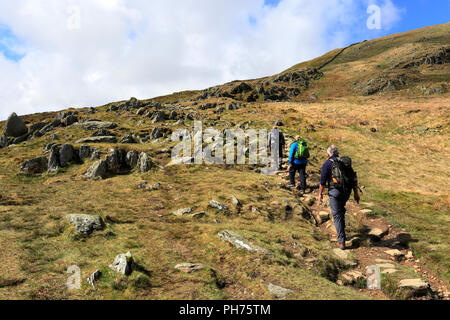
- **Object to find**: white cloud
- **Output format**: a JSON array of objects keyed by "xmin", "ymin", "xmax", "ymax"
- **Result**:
[{"xmin": 0, "ymin": 0, "xmax": 403, "ymax": 120}]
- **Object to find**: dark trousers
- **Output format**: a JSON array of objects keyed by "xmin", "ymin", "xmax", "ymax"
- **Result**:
[
  {"xmin": 329, "ymin": 188, "xmax": 350, "ymax": 243},
  {"xmin": 289, "ymin": 163, "xmax": 306, "ymax": 190}
]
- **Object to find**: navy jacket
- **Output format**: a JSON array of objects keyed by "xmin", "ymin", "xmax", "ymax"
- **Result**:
[{"xmin": 320, "ymin": 155, "xmax": 338, "ymax": 187}]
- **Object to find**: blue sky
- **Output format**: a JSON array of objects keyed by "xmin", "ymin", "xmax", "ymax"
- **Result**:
[
  {"xmin": 0, "ymin": 0, "xmax": 447, "ymax": 120},
  {"xmin": 0, "ymin": 1, "xmax": 448, "ymax": 63}
]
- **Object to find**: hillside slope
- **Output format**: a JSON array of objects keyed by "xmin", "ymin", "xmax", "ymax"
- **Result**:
[{"xmin": 0, "ymin": 23, "xmax": 448, "ymax": 300}]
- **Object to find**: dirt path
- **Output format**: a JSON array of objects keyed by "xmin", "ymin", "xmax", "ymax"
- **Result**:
[{"xmin": 274, "ymin": 149, "xmax": 449, "ymax": 300}]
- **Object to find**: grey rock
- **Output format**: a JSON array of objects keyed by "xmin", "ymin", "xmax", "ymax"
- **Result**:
[
  {"xmin": 105, "ymin": 148, "xmax": 122, "ymax": 173},
  {"xmin": 172, "ymin": 208, "xmax": 192, "ymax": 217},
  {"xmin": 65, "ymin": 214, "xmax": 105, "ymax": 235},
  {"xmin": 79, "ymin": 145, "xmax": 92, "ymax": 160},
  {"xmin": 152, "ymin": 111, "xmax": 166, "ymax": 123},
  {"xmin": 28, "ymin": 122, "xmax": 48, "ymax": 134},
  {"xmin": 4, "ymin": 113, "xmax": 28, "ymax": 138},
  {"xmin": 151, "ymin": 127, "xmax": 163, "ymax": 139},
  {"xmin": 109, "ymin": 252, "xmax": 134, "ymax": 275},
  {"xmin": 0, "ymin": 135, "xmax": 8, "ymax": 148},
  {"xmin": 126, "ymin": 150, "xmax": 139, "ymax": 168},
  {"xmin": 231, "ymin": 196, "xmax": 242, "ymax": 208},
  {"xmin": 268, "ymin": 283, "xmax": 292, "ymax": 299},
  {"xmin": 81, "ymin": 121, "xmax": 118, "ymax": 131},
  {"xmin": 85, "ymin": 160, "xmax": 108, "ymax": 179},
  {"xmin": 86, "ymin": 270, "xmax": 101, "ymax": 288},
  {"xmin": 75, "ymin": 136, "xmax": 117, "ymax": 144},
  {"xmin": 62, "ymin": 115, "xmax": 78, "ymax": 127},
  {"xmin": 169, "ymin": 111, "xmax": 178, "ymax": 120},
  {"xmin": 90, "ymin": 148, "xmax": 102, "ymax": 161},
  {"xmin": 218, "ymin": 230, "xmax": 271, "ymax": 255},
  {"xmin": 209, "ymin": 200, "xmax": 229, "ymax": 211},
  {"xmin": 48, "ymin": 146, "xmax": 60, "ymax": 173},
  {"xmin": 20, "ymin": 156, "xmax": 48, "ymax": 175},
  {"xmin": 175, "ymin": 263, "xmax": 205, "ymax": 273},
  {"xmin": 120, "ymin": 134, "xmax": 136, "ymax": 144},
  {"xmin": 59, "ymin": 144, "xmax": 74, "ymax": 167},
  {"xmin": 398, "ymin": 279, "xmax": 429, "ymax": 294},
  {"xmin": 92, "ymin": 129, "xmax": 115, "ymax": 137},
  {"xmin": 138, "ymin": 152, "xmax": 152, "ymax": 172}
]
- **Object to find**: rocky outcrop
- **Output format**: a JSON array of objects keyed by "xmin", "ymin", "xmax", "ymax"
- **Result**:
[
  {"xmin": 20, "ymin": 157, "xmax": 48, "ymax": 175},
  {"xmin": 75, "ymin": 136, "xmax": 118, "ymax": 144},
  {"xmin": 80, "ymin": 121, "xmax": 118, "ymax": 131}
]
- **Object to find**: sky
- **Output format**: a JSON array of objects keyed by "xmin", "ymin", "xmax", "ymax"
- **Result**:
[{"xmin": 0, "ymin": 0, "xmax": 448, "ymax": 120}]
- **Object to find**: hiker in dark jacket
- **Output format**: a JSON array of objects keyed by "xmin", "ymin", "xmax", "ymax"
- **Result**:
[
  {"xmin": 269, "ymin": 126, "xmax": 286, "ymax": 170},
  {"xmin": 289, "ymin": 135, "xmax": 308, "ymax": 192},
  {"xmin": 318, "ymin": 145, "xmax": 360, "ymax": 250}
]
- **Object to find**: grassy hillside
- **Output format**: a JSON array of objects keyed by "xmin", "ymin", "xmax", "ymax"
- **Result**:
[{"xmin": 0, "ymin": 23, "xmax": 448, "ymax": 300}]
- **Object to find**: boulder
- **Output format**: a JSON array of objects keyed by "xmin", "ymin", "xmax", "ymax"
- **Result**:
[
  {"xmin": 79, "ymin": 145, "xmax": 92, "ymax": 160},
  {"xmin": 0, "ymin": 135, "xmax": 8, "ymax": 148},
  {"xmin": 152, "ymin": 111, "xmax": 166, "ymax": 123},
  {"xmin": 65, "ymin": 214, "xmax": 105, "ymax": 235},
  {"xmin": 109, "ymin": 252, "xmax": 134, "ymax": 276},
  {"xmin": 267, "ymin": 283, "xmax": 292, "ymax": 299},
  {"xmin": 138, "ymin": 152, "xmax": 152, "ymax": 172},
  {"xmin": 218, "ymin": 230, "xmax": 271, "ymax": 255},
  {"xmin": 48, "ymin": 146, "xmax": 60, "ymax": 173},
  {"xmin": 172, "ymin": 208, "xmax": 192, "ymax": 217},
  {"xmin": 59, "ymin": 144, "xmax": 74, "ymax": 167},
  {"xmin": 20, "ymin": 157, "xmax": 48, "ymax": 175},
  {"xmin": 86, "ymin": 270, "xmax": 102, "ymax": 288},
  {"xmin": 105, "ymin": 148, "xmax": 123, "ymax": 173},
  {"xmin": 61, "ymin": 115, "xmax": 78, "ymax": 127},
  {"xmin": 126, "ymin": 150, "xmax": 139, "ymax": 168},
  {"xmin": 4, "ymin": 113, "xmax": 28, "ymax": 137},
  {"xmin": 209, "ymin": 200, "xmax": 229, "ymax": 211},
  {"xmin": 231, "ymin": 196, "xmax": 242, "ymax": 208},
  {"xmin": 151, "ymin": 127, "xmax": 163, "ymax": 139},
  {"xmin": 28, "ymin": 122, "xmax": 48, "ymax": 134},
  {"xmin": 75, "ymin": 136, "xmax": 118, "ymax": 144},
  {"xmin": 85, "ymin": 160, "xmax": 108, "ymax": 179},
  {"xmin": 175, "ymin": 263, "xmax": 205, "ymax": 273},
  {"xmin": 398, "ymin": 279, "xmax": 429, "ymax": 295}
]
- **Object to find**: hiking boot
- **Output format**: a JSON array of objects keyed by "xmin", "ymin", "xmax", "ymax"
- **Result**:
[
  {"xmin": 337, "ymin": 242, "xmax": 346, "ymax": 250},
  {"xmin": 289, "ymin": 184, "xmax": 295, "ymax": 188}
]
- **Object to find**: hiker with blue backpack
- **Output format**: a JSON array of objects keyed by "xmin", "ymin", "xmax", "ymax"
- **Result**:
[
  {"xmin": 318, "ymin": 145, "xmax": 360, "ymax": 250},
  {"xmin": 288, "ymin": 136, "xmax": 310, "ymax": 193}
]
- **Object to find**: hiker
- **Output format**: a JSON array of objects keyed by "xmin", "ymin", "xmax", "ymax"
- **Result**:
[
  {"xmin": 288, "ymin": 135, "xmax": 310, "ymax": 192},
  {"xmin": 269, "ymin": 125, "xmax": 286, "ymax": 170},
  {"xmin": 318, "ymin": 145, "xmax": 360, "ymax": 250}
]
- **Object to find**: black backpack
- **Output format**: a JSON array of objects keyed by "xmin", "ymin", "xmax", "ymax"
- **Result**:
[{"xmin": 330, "ymin": 157, "xmax": 357, "ymax": 194}]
